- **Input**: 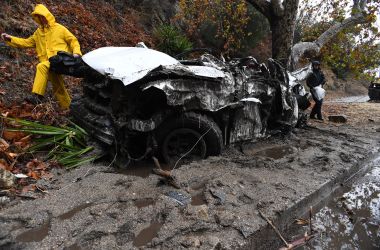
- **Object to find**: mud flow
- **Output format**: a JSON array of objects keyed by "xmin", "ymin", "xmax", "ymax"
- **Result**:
[{"xmin": 297, "ymin": 162, "xmax": 380, "ymax": 249}]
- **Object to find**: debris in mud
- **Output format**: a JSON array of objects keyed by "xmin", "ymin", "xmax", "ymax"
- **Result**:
[
  {"xmin": 259, "ymin": 210, "xmax": 290, "ymax": 248},
  {"xmin": 260, "ymin": 207, "xmax": 316, "ymax": 250},
  {"xmin": 165, "ymin": 191, "xmax": 191, "ymax": 206},
  {"xmin": 0, "ymin": 168, "xmax": 15, "ymax": 188},
  {"xmin": 0, "ymin": 196, "xmax": 11, "ymax": 205},
  {"xmin": 152, "ymin": 157, "xmax": 180, "ymax": 188},
  {"xmin": 209, "ymin": 188, "xmax": 226, "ymax": 205},
  {"xmin": 328, "ymin": 115, "xmax": 348, "ymax": 123}
]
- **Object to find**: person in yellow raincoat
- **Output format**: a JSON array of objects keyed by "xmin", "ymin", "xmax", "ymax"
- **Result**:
[{"xmin": 1, "ymin": 4, "xmax": 82, "ymax": 109}]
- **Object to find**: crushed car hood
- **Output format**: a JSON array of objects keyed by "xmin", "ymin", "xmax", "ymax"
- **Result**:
[{"xmin": 82, "ymin": 47, "xmax": 227, "ymax": 85}]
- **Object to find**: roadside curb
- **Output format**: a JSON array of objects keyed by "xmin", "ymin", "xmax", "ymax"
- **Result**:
[{"xmin": 243, "ymin": 152, "xmax": 379, "ymax": 249}]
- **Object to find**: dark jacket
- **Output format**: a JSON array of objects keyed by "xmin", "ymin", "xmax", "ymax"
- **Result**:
[{"xmin": 306, "ymin": 69, "xmax": 325, "ymax": 89}]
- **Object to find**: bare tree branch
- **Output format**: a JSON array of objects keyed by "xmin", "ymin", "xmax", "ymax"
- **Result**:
[
  {"xmin": 246, "ymin": 0, "xmax": 272, "ymax": 19},
  {"xmin": 290, "ymin": 0, "xmax": 369, "ymax": 70},
  {"xmin": 315, "ymin": 14, "xmax": 366, "ymax": 47}
]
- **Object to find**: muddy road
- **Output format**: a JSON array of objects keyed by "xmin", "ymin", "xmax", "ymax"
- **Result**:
[
  {"xmin": 1, "ymin": 101, "xmax": 380, "ymax": 249},
  {"xmin": 309, "ymin": 160, "xmax": 380, "ymax": 249}
]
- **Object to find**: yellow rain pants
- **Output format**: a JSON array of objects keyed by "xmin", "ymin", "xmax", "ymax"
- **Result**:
[
  {"xmin": 5, "ymin": 4, "xmax": 82, "ymax": 109},
  {"xmin": 33, "ymin": 61, "xmax": 71, "ymax": 109}
]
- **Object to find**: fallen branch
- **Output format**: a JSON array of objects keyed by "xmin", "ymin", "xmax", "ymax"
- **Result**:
[
  {"xmin": 152, "ymin": 157, "xmax": 180, "ymax": 189},
  {"xmin": 309, "ymin": 206, "xmax": 313, "ymax": 234},
  {"xmin": 258, "ymin": 210, "xmax": 290, "ymax": 248},
  {"xmin": 279, "ymin": 233, "xmax": 316, "ymax": 250}
]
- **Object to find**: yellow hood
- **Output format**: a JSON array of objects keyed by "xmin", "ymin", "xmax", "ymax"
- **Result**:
[{"xmin": 31, "ymin": 4, "xmax": 56, "ymax": 27}]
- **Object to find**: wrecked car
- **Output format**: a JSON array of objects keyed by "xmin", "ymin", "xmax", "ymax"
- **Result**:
[{"xmin": 69, "ymin": 47, "xmax": 310, "ymax": 163}]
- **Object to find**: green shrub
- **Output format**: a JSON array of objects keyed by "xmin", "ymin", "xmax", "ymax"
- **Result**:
[{"xmin": 154, "ymin": 25, "xmax": 192, "ymax": 56}]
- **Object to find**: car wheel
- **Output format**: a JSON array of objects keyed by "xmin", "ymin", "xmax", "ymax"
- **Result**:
[{"xmin": 156, "ymin": 112, "xmax": 223, "ymax": 164}]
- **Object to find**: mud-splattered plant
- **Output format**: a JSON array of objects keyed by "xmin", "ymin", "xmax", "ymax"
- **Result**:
[{"xmin": 4, "ymin": 117, "xmax": 96, "ymax": 169}]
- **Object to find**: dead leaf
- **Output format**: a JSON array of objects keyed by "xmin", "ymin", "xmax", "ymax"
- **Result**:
[
  {"xmin": 27, "ymin": 171, "xmax": 40, "ymax": 180},
  {"xmin": 0, "ymin": 159, "xmax": 11, "ymax": 171},
  {"xmin": 8, "ymin": 152, "xmax": 18, "ymax": 158},
  {"xmin": 2, "ymin": 130, "xmax": 26, "ymax": 141},
  {"xmin": 294, "ymin": 218, "xmax": 309, "ymax": 225},
  {"xmin": 0, "ymin": 89, "xmax": 5, "ymax": 95},
  {"xmin": 21, "ymin": 184, "xmax": 36, "ymax": 193},
  {"xmin": 0, "ymin": 137, "xmax": 10, "ymax": 150}
]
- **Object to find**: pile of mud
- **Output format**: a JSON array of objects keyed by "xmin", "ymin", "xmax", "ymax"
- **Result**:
[{"xmin": 1, "ymin": 121, "xmax": 379, "ymax": 249}]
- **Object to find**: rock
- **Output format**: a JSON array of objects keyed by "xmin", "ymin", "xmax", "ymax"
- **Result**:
[
  {"xmin": 180, "ymin": 236, "xmax": 201, "ymax": 248},
  {"xmin": 328, "ymin": 115, "xmax": 347, "ymax": 123},
  {"xmin": 204, "ymin": 236, "xmax": 221, "ymax": 249},
  {"xmin": 0, "ymin": 196, "xmax": 11, "ymax": 205},
  {"xmin": 238, "ymin": 224, "xmax": 255, "ymax": 238},
  {"xmin": 0, "ymin": 168, "xmax": 15, "ymax": 189},
  {"xmin": 165, "ymin": 191, "xmax": 191, "ymax": 206},
  {"xmin": 196, "ymin": 205, "xmax": 209, "ymax": 221},
  {"xmin": 209, "ymin": 188, "xmax": 226, "ymax": 205},
  {"xmin": 215, "ymin": 210, "xmax": 236, "ymax": 226},
  {"xmin": 186, "ymin": 205, "xmax": 209, "ymax": 221}
]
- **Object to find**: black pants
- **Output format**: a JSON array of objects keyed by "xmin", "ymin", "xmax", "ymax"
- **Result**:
[{"xmin": 310, "ymin": 95, "xmax": 323, "ymax": 119}]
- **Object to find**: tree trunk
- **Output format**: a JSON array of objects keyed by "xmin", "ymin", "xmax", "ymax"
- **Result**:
[{"xmin": 270, "ymin": 17, "xmax": 294, "ymax": 66}]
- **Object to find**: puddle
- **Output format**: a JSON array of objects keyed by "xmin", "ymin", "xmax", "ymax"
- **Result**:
[
  {"xmin": 299, "ymin": 165, "xmax": 380, "ymax": 249},
  {"xmin": 116, "ymin": 161, "xmax": 171, "ymax": 178},
  {"xmin": 245, "ymin": 145, "xmax": 295, "ymax": 160},
  {"xmin": 133, "ymin": 222, "xmax": 163, "ymax": 247},
  {"xmin": 58, "ymin": 202, "xmax": 93, "ymax": 220},
  {"xmin": 134, "ymin": 198, "xmax": 155, "ymax": 208},
  {"xmin": 191, "ymin": 192, "xmax": 207, "ymax": 206},
  {"xmin": 16, "ymin": 220, "xmax": 50, "ymax": 242}
]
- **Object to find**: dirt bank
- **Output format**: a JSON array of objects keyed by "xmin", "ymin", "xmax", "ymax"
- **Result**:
[{"xmin": 1, "ymin": 102, "xmax": 380, "ymax": 249}]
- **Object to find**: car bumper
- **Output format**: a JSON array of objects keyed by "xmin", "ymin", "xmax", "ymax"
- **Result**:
[{"xmin": 70, "ymin": 98, "xmax": 115, "ymax": 145}]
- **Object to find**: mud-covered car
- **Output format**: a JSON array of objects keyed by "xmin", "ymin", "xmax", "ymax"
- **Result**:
[
  {"xmin": 70, "ymin": 47, "xmax": 310, "ymax": 163},
  {"xmin": 368, "ymin": 82, "xmax": 380, "ymax": 100}
]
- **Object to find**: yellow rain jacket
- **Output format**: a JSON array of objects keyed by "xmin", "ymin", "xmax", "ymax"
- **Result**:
[{"xmin": 5, "ymin": 4, "xmax": 82, "ymax": 109}]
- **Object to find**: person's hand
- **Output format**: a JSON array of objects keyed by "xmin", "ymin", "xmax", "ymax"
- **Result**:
[
  {"xmin": 1, "ymin": 33, "xmax": 11, "ymax": 42},
  {"xmin": 73, "ymin": 54, "xmax": 81, "ymax": 58}
]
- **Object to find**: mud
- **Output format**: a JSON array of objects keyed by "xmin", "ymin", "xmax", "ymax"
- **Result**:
[
  {"xmin": 309, "ymin": 162, "xmax": 380, "ymax": 249},
  {"xmin": 1, "ymin": 104, "xmax": 380, "ymax": 249},
  {"xmin": 15, "ymin": 220, "xmax": 50, "ymax": 243}
]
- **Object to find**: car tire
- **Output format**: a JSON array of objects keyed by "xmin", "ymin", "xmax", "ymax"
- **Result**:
[{"xmin": 156, "ymin": 112, "xmax": 223, "ymax": 164}]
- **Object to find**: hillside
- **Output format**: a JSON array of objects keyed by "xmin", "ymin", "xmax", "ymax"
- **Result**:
[
  {"xmin": 0, "ymin": 0, "xmax": 370, "ymax": 108},
  {"xmin": 0, "ymin": 0, "xmax": 177, "ymax": 106}
]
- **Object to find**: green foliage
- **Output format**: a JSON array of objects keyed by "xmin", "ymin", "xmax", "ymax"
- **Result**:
[
  {"xmin": 153, "ymin": 24, "xmax": 192, "ymax": 56},
  {"xmin": 302, "ymin": 21, "xmax": 380, "ymax": 80},
  {"xmin": 177, "ymin": 0, "xmax": 250, "ymax": 55},
  {"xmin": 298, "ymin": 0, "xmax": 380, "ymax": 80},
  {"xmin": 6, "ymin": 118, "xmax": 97, "ymax": 169}
]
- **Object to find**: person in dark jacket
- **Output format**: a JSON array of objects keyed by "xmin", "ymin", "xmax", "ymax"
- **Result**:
[{"xmin": 306, "ymin": 61, "xmax": 326, "ymax": 120}]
